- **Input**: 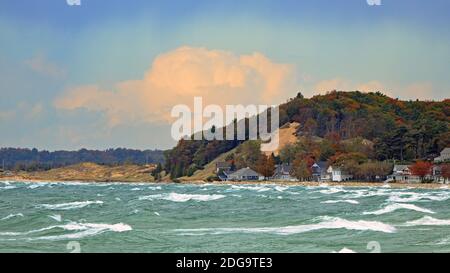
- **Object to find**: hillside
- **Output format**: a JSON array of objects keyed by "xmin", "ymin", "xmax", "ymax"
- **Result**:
[
  {"xmin": 0, "ymin": 162, "xmax": 157, "ymax": 182},
  {"xmin": 165, "ymin": 91, "xmax": 450, "ymax": 179},
  {"xmin": 0, "ymin": 148, "xmax": 165, "ymax": 171}
]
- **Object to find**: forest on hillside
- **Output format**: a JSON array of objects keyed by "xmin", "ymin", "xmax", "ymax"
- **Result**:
[{"xmin": 164, "ymin": 91, "xmax": 450, "ymax": 179}]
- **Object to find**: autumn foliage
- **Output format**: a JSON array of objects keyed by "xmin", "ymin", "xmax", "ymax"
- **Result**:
[{"xmin": 410, "ymin": 161, "xmax": 433, "ymax": 181}]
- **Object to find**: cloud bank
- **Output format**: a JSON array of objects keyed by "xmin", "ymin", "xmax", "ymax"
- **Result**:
[{"xmin": 55, "ymin": 46, "xmax": 297, "ymax": 126}]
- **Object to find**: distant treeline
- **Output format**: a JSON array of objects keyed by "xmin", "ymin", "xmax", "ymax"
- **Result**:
[{"xmin": 0, "ymin": 148, "xmax": 165, "ymax": 171}]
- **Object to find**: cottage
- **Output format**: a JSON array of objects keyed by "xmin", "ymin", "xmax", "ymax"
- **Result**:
[
  {"xmin": 327, "ymin": 166, "xmax": 353, "ymax": 182},
  {"xmin": 224, "ymin": 167, "xmax": 265, "ymax": 181},
  {"xmin": 271, "ymin": 164, "xmax": 297, "ymax": 181},
  {"xmin": 387, "ymin": 164, "xmax": 420, "ymax": 183},
  {"xmin": 434, "ymin": 148, "xmax": 450, "ymax": 163},
  {"xmin": 311, "ymin": 161, "xmax": 329, "ymax": 182},
  {"xmin": 215, "ymin": 162, "xmax": 232, "ymax": 174}
]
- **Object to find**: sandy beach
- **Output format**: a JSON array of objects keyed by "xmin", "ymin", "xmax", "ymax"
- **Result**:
[{"xmin": 1, "ymin": 175, "xmax": 448, "ymax": 189}]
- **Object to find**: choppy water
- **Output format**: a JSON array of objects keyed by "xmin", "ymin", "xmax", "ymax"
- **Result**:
[{"xmin": 1, "ymin": 181, "xmax": 449, "ymax": 253}]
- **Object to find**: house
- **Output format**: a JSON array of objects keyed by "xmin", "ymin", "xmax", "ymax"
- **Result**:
[
  {"xmin": 387, "ymin": 164, "xmax": 421, "ymax": 183},
  {"xmin": 224, "ymin": 167, "xmax": 265, "ymax": 181},
  {"xmin": 327, "ymin": 166, "xmax": 353, "ymax": 182},
  {"xmin": 311, "ymin": 161, "xmax": 329, "ymax": 182},
  {"xmin": 434, "ymin": 148, "xmax": 450, "ymax": 163},
  {"xmin": 271, "ymin": 164, "xmax": 297, "ymax": 181},
  {"xmin": 215, "ymin": 161, "xmax": 232, "ymax": 174}
]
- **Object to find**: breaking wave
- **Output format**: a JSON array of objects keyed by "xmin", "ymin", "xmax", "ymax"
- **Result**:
[
  {"xmin": 403, "ymin": 216, "xmax": 450, "ymax": 227},
  {"xmin": 0, "ymin": 222, "xmax": 132, "ymax": 241},
  {"xmin": 175, "ymin": 216, "xmax": 396, "ymax": 235},
  {"xmin": 363, "ymin": 203, "xmax": 435, "ymax": 215},
  {"xmin": 321, "ymin": 200, "xmax": 359, "ymax": 205},
  {"xmin": 1, "ymin": 213, "xmax": 24, "ymax": 221},
  {"xmin": 39, "ymin": 201, "xmax": 104, "ymax": 210},
  {"xmin": 139, "ymin": 192, "xmax": 226, "ymax": 202}
]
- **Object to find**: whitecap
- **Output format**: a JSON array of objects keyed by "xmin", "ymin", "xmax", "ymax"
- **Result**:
[
  {"xmin": 175, "ymin": 216, "xmax": 396, "ymax": 235},
  {"xmin": 27, "ymin": 183, "xmax": 47, "ymax": 189},
  {"xmin": 318, "ymin": 187, "xmax": 346, "ymax": 195},
  {"xmin": 139, "ymin": 192, "xmax": 225, "ymax": 202},
  {"xmin": 363, "ymin": 203, "xmax": 434, "ymax": 215},
  {"xmin": 332, "ymin": 247, "xmax": 357, "ymax": 253},
  {"xmin": 131, "ymin": 187, "xmax": 142, "ymax": 191},
  {"xmin": 154, "ymin": 212, "xmax": 160, "ymax": 216},
  {"xmin": 402, "ymin": 216, "xmax": 450, "ymax": 227},
  {"xmin": 1, "ymin": 213, "xmax": 24, "ymax": 221},
  {"xmin": 387, "ymin": 192, "xmax": 449, "ymax": 203},
  {"xmin": 48, "ymin": 214, "xmax": 62, "ymax": 222},
  {"xmin": 321, "ymin": 200, "xmax": 359, "ymax": 205},
  {"xmin": 39, "ymin": 201, "xmax": 103, "ymax": 210},
  {"xmin": 0, "ymin": 185, "xmax": 17, "ymax": 190},
  {"xmin": 0, "ymin": 222, "xmax": 132, "ymax": 241}
]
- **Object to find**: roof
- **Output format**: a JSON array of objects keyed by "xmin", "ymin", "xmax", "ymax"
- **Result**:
[
  {"xmin": 228, "ymin": 167, "xmax": 263, "ymax": 177},
  {"xmin": 394, "ymin": 165, "xmax": 410, "ymax": 171},
  {"xmin": 314, "ymin": 161, "xmax": 328, "ymax": 169},
  {"xmin": 274, "ymin": 164, "xmax": 292, "ymax": 175},
  {"xmin": 441, "ymin": 148, "xmax": 450, "ymax": 154}
]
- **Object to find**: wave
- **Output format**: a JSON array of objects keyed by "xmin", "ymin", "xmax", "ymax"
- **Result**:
[
  {"xmin": 0, "ymin": 222, "xmax": 132, "ymax": 241},
  {"xmin": 139, "ymin": 193, "xmax": 226, "ymax": 202},
  {"xmin": 0, "ymin": 185, "xmax": 17, "ymax": 190},
  {"xmin": 321, "ymin": 200, "xmax": 359, "ymax": 205},
  {"xmin": 318, "ymin": 187, "xmax": 346, "ymax": 195},
  {"xmin": 1, "ymin": 213, "xmax": 24, "ymax": 221},
  {"xmin": 387, "ymin": 192, "xmax": 449, "ymax": 203},
  {"xmin": 332, "ymin": 248, "xmax": 357, "ymax": 253},
  {"xmin": 403, "ymin": 216, "xmax": 450, "ymax": 227},
  {"xmin": 27, "ymin": 183, "xmax": 48, "ymax": 189},
  {"xmin": 48, "ymin": 214, "xmax": 62, "ymax": 222},
  {"xmin": 363, "ymin": 203, "xmax": 435, "ymax": 215},
  {"xmin": 39, "ymin": 201, "xmax": 104, "ymax": 210},
  {"xmin": 175, "ymin": 216, "xmax": 396, "ymax": 235}
]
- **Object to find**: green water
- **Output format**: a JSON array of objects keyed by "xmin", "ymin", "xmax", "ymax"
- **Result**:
[{"xmin": 0, "ymin": 181, "xmax": 449, "ymax": 253}]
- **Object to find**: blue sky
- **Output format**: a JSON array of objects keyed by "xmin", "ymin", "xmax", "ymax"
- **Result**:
[{"xmin": 0, "ymin": 0, "xmax": 449, "ymax": 150}]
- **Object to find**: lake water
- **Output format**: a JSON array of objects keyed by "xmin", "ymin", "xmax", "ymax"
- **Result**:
[{"xmin": 1, "ymin": 181, "xmax": 449, "ymax": 253}]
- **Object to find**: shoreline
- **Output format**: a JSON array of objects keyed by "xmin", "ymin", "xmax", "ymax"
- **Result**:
[{"xmin": 1, "ymin": 176, "xmax": 448, "ymax": 189}]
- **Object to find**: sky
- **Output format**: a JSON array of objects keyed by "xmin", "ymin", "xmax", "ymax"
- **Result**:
[{"xmin": 0, "ymin": 0, "xmax": 449, "ymax": 151}]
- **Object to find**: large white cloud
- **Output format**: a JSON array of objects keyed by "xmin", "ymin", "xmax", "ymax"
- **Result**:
[{"xmin": 55, "ymin": 46, "xmax": 297, "ymax": 126}]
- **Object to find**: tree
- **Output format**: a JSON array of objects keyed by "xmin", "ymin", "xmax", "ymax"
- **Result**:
[
  {"xmin": 356, "ymin": 161, "xmax": 393, "ymax": 181},
  {"xmin": 254, "ymin": 154, "xmax": 276, "ymax": 179},
  {"xmin": 410, "ymin": 161, "xmax": 433, "ymax": 183},
  {"xmin": 291, "ymin": 154, "xmax": 314, "ymax": 181},
  {"xmin": 441, "ymin": 164, "xmax": 450, "ymax": 184}
]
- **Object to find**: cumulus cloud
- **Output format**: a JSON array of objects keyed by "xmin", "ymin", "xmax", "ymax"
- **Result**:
[
  {"xmin": 26, "ymin": 54, "xmax": 66, "ymax": 79},
  {"xmin": 54, "ymin": 46, "xmax": 297, "ymax": 126}
]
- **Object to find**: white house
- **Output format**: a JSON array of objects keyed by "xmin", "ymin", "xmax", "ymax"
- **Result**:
[
  {"xmin": 434, "ymin": 148, "xmax": 450, "ymax": 163},
  {"xmin": 327, "ymin": 166, "xmax": 353, "ymax": 182}
]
